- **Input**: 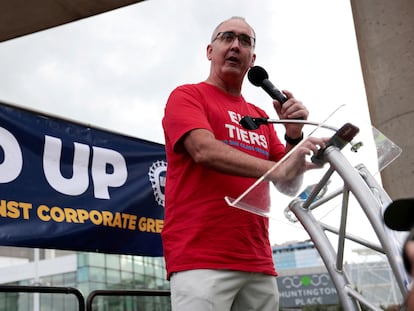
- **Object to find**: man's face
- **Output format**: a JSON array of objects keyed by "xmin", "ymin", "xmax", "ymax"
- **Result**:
[{"xmin": 207, "ymin": 19, "xmax": 256, "ymax": 80}]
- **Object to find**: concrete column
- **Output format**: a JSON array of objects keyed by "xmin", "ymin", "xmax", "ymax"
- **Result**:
[{"xmin": 350, "ymin": 0, "xmax": 414, "ymax": 199}]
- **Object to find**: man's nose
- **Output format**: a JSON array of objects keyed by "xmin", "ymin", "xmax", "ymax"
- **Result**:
[{"xmin": 230, "ymin": 37, "xmax": 241, "ymax": 49}]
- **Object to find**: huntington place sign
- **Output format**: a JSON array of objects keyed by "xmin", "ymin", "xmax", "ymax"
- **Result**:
[{"xmin": 278, "ymin": 273, "xmax": 339, "ymax": 307}]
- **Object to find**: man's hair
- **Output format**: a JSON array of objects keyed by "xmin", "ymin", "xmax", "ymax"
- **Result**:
[{"xmin": 210, "ymin": 16, "xmax": 256, "ymax": 43}]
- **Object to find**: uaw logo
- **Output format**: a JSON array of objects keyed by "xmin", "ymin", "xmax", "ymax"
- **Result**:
[{"xmin": 148, "ymin": 160, "xmax": 167, "ymax": 207}]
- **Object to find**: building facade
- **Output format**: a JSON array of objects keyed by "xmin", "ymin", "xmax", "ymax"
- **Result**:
[
  {"xmin": 0, "ymin": 247, "xmax": 170, "ymax": 311},
  {"xmin": 0, "ymin": 241, "xmax": 404, "ymax": 310}
]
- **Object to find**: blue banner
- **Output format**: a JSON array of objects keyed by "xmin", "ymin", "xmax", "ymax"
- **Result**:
[{"xmin": 0, "ymin": 101, "xmax": 166, "ymax": 256}]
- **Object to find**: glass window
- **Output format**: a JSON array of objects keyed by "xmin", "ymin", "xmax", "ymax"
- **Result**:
[
  {"xmin": 106, "ymin": 269, "xmax": 121, "ymax": 284},
  {"xmin": 133, "ymin": 272, "xmax": 145, "ymax": 288},
  {"xmin": 77, "ymin": 267, "xmax": 89, "ymax": 283},
  {"xmin": 51, "ymin": 274, "xmax": 63, "ymax": 285},
  {"xmin": 121, "ymin": 271, "xmax": 133, "ymax": 282},
  {"xmin": 120, "ymin": 255, "xmax": 133, "ymax": 271},
  {"xmin": 63, "ymin": 272, "xmax": 76, "ymax": 286},
  {"xmin": 134, "ymin": 257, "xmax": 145, "ymax": 274},
  {"xmin": 106, "ymin": 254, "xmax": 120, "ymax": 270},
  {"xmin": 77, "ymin": 253, "xmax": 88, "ymax": 267},
  {"xmin": 89, "ymin": 253, "xmax": 105, "ymax": 268},
  {"xmin": 89, "ymin": 267, "xmax": 106, "ymax": 283}
]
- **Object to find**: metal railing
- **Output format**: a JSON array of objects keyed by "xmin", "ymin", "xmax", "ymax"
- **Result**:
[
  {"xmin": 0, "ymin": 284, "xmax": 85, "ymax": 310},
  {"xmin": 86, "ymin": 289, "xmax": 170, "ymax": 311},
  {"xmin": 0, "ymin": 286, "xmax": 171, "ymax": 311}
]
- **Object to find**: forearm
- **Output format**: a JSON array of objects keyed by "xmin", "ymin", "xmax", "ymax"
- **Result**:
[
  {"xmin": 183, "ymin": 128, "xmax": 311, "ymax": 197},
  {"xmin": 201, "ymin": 140, "xmax": 303, "ymax": 196},
  {"xmin": 273, "ymin": 173, "xmax": 303, "ymax": 196},
  {"xmin": 186, "ymin": 130, "xmax": 276, "ymax": 179}
]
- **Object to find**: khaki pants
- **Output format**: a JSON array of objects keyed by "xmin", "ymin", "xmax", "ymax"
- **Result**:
[{"xmin": 170, "ymin": 269, "xmax": 279, "ymax": 311}]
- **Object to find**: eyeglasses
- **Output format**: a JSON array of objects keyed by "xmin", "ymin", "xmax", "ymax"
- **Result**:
[{"xmin": 213, "ymin": 31, "xmax": 255, "ymax": 48}]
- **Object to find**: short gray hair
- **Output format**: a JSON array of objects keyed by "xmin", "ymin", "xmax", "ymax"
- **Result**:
[{"xmin": 210, "ymin": 16, "xmax": 256, "ymax": 43}]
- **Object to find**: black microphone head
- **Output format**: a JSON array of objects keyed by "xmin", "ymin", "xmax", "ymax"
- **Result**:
[
  {"xmin": 384, "ymin": 198, "xmax": 414, "ymax": 231},
  {"xmin": 239, "ymin": 116, "xmax": 259, "ymax": 130},
  {"xmin": 239, "ymin": 116, "xmax": 269, "ymax": 130},
  {"xmin": 248, "ymin": 66, "xmax": 269, "ymax": 86}
]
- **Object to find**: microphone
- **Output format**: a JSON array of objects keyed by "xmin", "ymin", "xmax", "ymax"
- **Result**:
[
  {"xmin": 239, "ymin": 116, "xmax": 269, "ymax": 130},
  {"xmin": 248, "ymin": 66, "xmax": 287, "ymax": 105}
]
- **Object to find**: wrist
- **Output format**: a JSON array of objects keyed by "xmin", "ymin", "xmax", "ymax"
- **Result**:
[{"xmin": 284, "ymin": 132, "xmax": 304, "ymax": 145}]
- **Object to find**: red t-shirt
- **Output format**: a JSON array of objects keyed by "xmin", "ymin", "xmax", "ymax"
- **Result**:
[{"xmin": 162, "ymin": 82, "xmax": 285, "ymax": 279}]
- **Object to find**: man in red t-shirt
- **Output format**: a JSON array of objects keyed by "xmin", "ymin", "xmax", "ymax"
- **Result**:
[{"xmin": 162, "ymin": 16, "xmax": 326, "ymax": 311}]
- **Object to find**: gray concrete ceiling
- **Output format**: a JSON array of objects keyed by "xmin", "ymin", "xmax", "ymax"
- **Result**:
[{"xmin": 0, "ymin": 0, "xmax": 145, "ymax": 42}]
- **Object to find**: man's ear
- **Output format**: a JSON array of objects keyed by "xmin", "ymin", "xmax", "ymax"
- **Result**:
[
  {"xmin": 249, "ymin": 53, "xmax": 256, "ymax": 67},
  {"xmin": 206, "ymin": 44, "xmax": 213, "ymax": 60}
]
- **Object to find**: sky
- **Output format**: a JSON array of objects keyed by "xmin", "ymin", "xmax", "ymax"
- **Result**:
[{"xmin": 0, "ymin": 0, "xmax": 386, "ymax": 252}]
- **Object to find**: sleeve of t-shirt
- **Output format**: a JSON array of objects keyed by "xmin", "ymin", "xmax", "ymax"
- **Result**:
[{"xmin": 163, "ymin": 84, "xmax": 212, "ymax": 153}]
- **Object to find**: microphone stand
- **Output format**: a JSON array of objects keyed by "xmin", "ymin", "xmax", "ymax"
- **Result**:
[
  {"xmin": 239, "ymin": 115, "xmax": 339, "ymax": 132},
  {"xmin": 239, "ymin": 116, "xmax": 363, "ymax": 153}
]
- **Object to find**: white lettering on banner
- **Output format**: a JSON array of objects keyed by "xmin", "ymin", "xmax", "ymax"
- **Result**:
[
  {"xmin": 0, "ymin": 127, "xmax": 23, "ymax": 183},
  {"xmin": 43, "ymin": 135, "xmax": 127, "ymax": 199},
  {"xmin": 43, "ymin": 136, "xmax": 90, "ymax": 196},
  {"xmin": 0, "ymin": 129, "xmax": 128, "ymax": 199},
  {"xmin": 91, "ymin": 146, "xmax": 127, "ymax": 199}
]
